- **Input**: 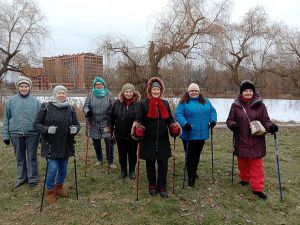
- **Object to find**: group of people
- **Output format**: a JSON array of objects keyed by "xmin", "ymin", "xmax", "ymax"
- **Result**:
[{"xmin": 2, "ymin": 75, "xmax": 278, "ymax": 205}]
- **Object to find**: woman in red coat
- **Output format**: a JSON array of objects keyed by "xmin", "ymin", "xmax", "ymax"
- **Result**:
[{"xmin": 226, "ymin": 80, "xmax": 278, "ymax": 200}]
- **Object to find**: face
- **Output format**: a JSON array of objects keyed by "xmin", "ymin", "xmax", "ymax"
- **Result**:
[
  {"xmin": 124, "ymin": 89, "xmax": 134, "ymax": 99},
  {"xmin": 188, "ymin": 90, "xmax": 200, "ymax": 98},
  {"xmin": 242, "ymin": 89, "xmax": 254, "ymax": 98},
  {"xmin": 151, "ymin": 87, "xmax": 161, "ymax": 98},
  {"xmin": 95, "ymin": 82, "xmax": 104, "ymax": 89},
  {"xmin": 18, "ymin": 83, "xmax": 30, "ymax": 95},
  {"xmin": 55, "ymin": 90, "xmax": 67, "ymax": 102}
]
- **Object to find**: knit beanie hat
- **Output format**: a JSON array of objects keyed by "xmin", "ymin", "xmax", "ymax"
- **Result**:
[
  {"xmin": 240, "ymin": 80, "xmax": 255, "ymax": 94},
  {"xmin": 121, "ymin": 83, "xmax": 135, "ymax": 92},
  {"xmin": 187, "ymin": 83, "xmax": 200, "ymax": 92},
  {"xmin": 15, "ymin": 76, "xmax": 32, "ymax": 89},
  {"xmin": 53, "ymin": 85, "xmax": 68, "ymax": 96},
  {"xmin": 152, "ymin": 81, "xmax": 161, "ymax": 88}
]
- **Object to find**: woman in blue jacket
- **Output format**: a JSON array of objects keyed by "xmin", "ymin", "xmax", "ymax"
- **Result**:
[{"xmin": 175, "ymin": 83, "xmax": 217, "ymax": 187}]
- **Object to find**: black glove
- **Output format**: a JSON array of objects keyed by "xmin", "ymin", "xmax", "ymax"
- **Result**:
[
  {"xmin": 3, "ymin": 139, "xmax": 10, "ymax": 145},
  {"xmin": 210, "ymin": 121, "xmax": 216, "ymax": 128},
  {"xmin": 229, "ymin": 123, "xmax": 239, "ymax": 132},
  {"xmin": 269, "ymin": 124, "xmax": 278, "ymax": 133},
  {"xmin": 184, "ymin": 123, "xmax": 192, "ymax": 131},
  {"xmin": 110, "ymin": 135, "xmax": 116, "ymax": 144},
  {"xmin": 86, "ymin": 111, "xmax": 92, "ymax": 118}
]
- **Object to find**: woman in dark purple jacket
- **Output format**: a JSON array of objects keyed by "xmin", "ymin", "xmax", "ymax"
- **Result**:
[{"xmin": 226, "ymin": 80, "xmax": 278, "ymax": 200}]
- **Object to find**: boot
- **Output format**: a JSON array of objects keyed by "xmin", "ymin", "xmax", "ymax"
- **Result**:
[
  {"xmin": 54, "ymin": 183, "xmax": 68, "ymax": 197},
  {"xmin": 148, "ymin": 185, "xmax": 157, "ymax": 196},
  {"xmin": 253, "ymin": 191, "xmax": 268, "ymax": 200},
  {"xmin": 157, "ymin": 188, "xmax": 168, "ymax": 198},
  {"xmin": 46, "ymin": 189, "xmax": 56, "ymax": 205},
  {"xmin": 188, "ymin": 178, "xmax": 195, "ymax": 188},
  {"xmin": 120, "ymin": 170, "xmax": 127, "ymax": 179},
  {"xmin": 128, "ymin": 170, "xmax": 136, "ymax": 180}
]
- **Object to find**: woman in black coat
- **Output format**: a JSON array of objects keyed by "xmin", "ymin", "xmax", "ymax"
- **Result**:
[
  {"xmin": 34, "ymin": 85, "xmax": 80, "ymax": 205},
  {"xmin": 132, "ymin": 77, "xmax": 180, "ymax": 198},
  {"xmin": 109, "ymin": 83, "xmax": 141, "ymax": 179}
]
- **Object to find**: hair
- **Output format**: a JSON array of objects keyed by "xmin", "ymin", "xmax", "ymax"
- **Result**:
[{"xmin": 179, "ymin": 92, "xmax": 206, "ymax": 104}]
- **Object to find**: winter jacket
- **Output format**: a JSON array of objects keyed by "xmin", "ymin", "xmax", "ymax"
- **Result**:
[
  {"xmin": 83, "ymin": 92, "xmax": 115, "ymax": 139},
  {"xmin": 134, "ymin": 98, "xmax": 175, "ymax": 160},
  {"xmin": 33, "ymin": 102, "xmax": 80, "ymax": 159},
  {"xmin": 226, "ymin": 94, "xmax": 273, "ymax": 158},
  {"xmin": 109, "ymin": 90, "xmax": 141, "ymax": 139},
  {"xmin": 175, "ymin": 98, "xmax": 217, "ymax": 140},
  {"xmin": 2, "ymin": 93, "xmax": 41, "ymax": 140}
]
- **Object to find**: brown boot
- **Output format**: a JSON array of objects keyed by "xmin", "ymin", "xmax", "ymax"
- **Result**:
[
  {"xmin": 45, "ymin": 189, "xmax": 56, "ymax": 205},
  {"xmin": 54, "ymin": 183, "xmax": 68, "ymax": 197}
]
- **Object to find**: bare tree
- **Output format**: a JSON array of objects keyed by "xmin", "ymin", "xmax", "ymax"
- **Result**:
[
  {"xmin": 96, "ymin": 0, "xmax": 231, "ymax": 95},
  {"xmin": 0, "ymin": 0, "xmax": 48, "ymax": 82},
  {"xmin": 210, "ymin": 6, "xmax": 268, "ymax": 86}
]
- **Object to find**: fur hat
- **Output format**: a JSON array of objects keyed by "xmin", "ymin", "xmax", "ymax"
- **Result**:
[
  {"xmin": 240, "ymin": 80, "xmax": 255, "ymax": 94},
  {"xmin": 146, "ymin": 77, "xmax": 165, "ymax": 97},
  {"xmin": 121, "ymin": 83, "xmax": 135, "ymax": 92},
  {"xmin": 15, "ymin": 76, "xmax": 32, "ymax": 89},
  {"xmin": 53, "ymin": 85, "xmax": 68, "ymax": 96},
  {"xmin": 187, "ymin": 83, "xmax": 200, "ymax": 92}
]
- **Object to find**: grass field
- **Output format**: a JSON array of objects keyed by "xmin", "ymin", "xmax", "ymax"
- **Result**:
[{"xmin": 0, "ymin": 126, "xmax": 299, "ymax": 225}]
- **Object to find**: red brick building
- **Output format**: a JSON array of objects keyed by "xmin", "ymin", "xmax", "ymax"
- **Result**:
[{"xmin": 43, "ymin": 53, "xmax": 103, "ymax": 90}]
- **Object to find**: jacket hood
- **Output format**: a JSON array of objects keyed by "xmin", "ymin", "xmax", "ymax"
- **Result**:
[
  {"xmin": 118, "ymin": 90, "xmax": 141, "ymax": 103},
  {"xmin": 146, "ymin": 77, "xmax": 165, "ymax": 98}
]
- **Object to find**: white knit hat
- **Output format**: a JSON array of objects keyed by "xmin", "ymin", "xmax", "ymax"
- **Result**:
[
  {"xmin": 15, "ymin": 76, "xmax": 32, "ymax": 89},
  {"xmin": 53, "ymin": 85, "xmax": 68, "ymax": 96},
  {"xmin": 187, "ymin": 83, "xmax": 200, "ymax": 92}
]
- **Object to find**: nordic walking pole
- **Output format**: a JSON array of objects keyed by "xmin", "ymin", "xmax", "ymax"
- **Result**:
[
  {"xmin": 210, "ymin": 128, "xmax": 215, "ymax": 181},
  {"xmin": 136, "ymin": 142, "xmax": 141, "ymax": 201},
  {"xmin": 74, "ymin": 154, "xmax": 79, "ymax": 200},
  {"xmin": 107, "ymin": 138, "xmax": 111, "ymax": 174},
  {"xmin": 172, "ymin": 137, "xmax": 176, "ymax": 194},
  {"xmin": 274, "ymin": 132, "xmax": 283, "ymax": 201},
  {"xmin": 231, "ymin": 136, "xmax": 235, "ymax": 185},
  {"xmin": 183, "ymin": 132, "xmax": 190, "ymax": 189},
  {"xmin": 84, "ymin": 121, "xmax": 90, "ymax": 177},
  {"xmin": 40, "ymin": 158, "xmax": 49, "ymax": 212}
]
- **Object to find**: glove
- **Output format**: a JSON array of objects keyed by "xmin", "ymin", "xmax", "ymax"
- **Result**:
[
  {"xmin": 210, "ymin": 121, "xmax": 216, "ymax": 128},
  {"xmin": 184, "ymin": 123, "xmax": 192, "ymax": 131},
  {"xmin": 70, "ymin": 125, "xmax": 77, "ymax": 134},
  {"xmin": 135, "ymin": 127, "xmax": 144, "ymax": 139},
  {"xmin": 85, "ymin": 111, "xmax": 92, "ymax": 118},
  {"xmin": 170, "ymin": 125, "xmax": 180, "ymax": 137},
  {"xmin": 3, "ymin": 139, "xmax": 10, "ymax": 145},
  {"xmin": 269, "ymin": 124, "xmax": 278, "ymax": 133},
  {"xmin": 229, "ymin": 123, "xmax": 239, "ymax": 132},
  {"xmin": 48, "ymin": 126, "xmax": 57, "ymax": 134}
]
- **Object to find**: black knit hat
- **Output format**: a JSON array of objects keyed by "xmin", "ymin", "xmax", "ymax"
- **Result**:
[{"xmin": 240, "ymin": 80, "xmax": 255, "ymax": 94}]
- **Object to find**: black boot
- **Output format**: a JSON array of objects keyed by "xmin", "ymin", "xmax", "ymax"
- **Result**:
[
  {"xmin": 157, "ymin": 188, "xmax": 168, "ymax": 198},
  {"xmin": 148, "ymin": 185, "xmax": 157, "ymax": 196},
  {"xmin": 129, "ymin": 170, "xmax": 136, "ymax": 179},
  {"xmin": 188, "ymin": 178, "xmax": 195, "ymax": 188},
  {"xmin": 253, "ymin": 191, "xmax": 268, "ymax": 200},
  {"xmin": 239, "ymin": 180, "xmax": 249, "ymax": 186},
  {"xmin": 120, "ymin": 169, "xmax": 127, "ymax": 179}
]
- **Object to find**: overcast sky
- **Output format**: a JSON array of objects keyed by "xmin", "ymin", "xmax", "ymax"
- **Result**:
[{"xmin": 39, "ymin": 0, "xmax": 300, "ymax": 57}]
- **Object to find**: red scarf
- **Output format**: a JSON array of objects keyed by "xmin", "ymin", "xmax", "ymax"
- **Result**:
[
  {"xmin": 241, "ymin": 96, "xmax": 253, "ymax": 103},
  {"xmin": 125, "ymin": 99, "xmax": 133, "ymax": 106},
  {"xmin": 147, "ymin": 96, "xmax": 169, "ymax": 119}
]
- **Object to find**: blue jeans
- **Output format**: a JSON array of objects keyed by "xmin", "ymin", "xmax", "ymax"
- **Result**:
[
  {"xmin": 10, "ymin": 135, "xmax": 39, "ymax": 185},
  {"xmin": 92, "ymin": 138, "xmax": 114, "ymax": 163},
  {"xmin": 45, "ymin": 159, "xmax": 68, "ymax": 190}
]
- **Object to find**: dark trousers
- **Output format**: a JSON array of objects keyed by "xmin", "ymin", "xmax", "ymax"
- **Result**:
[
  {"xmin": 11, "ymin": 135, "xmax": 39, "ymax": 185},
  {"xmin": 116, "ymin": 137, "xmax": 138, "ymax": 173},
  {"xmin": 146, "ymin": 158, "xmax": 168, "ymax": 190},
  {"xmin": 92, "ymin": 138, "xmax": 114, "ymax": 163},
  {"xmin": 183, "ymin": 140, "xmax": 205, "ymax": 181}
]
